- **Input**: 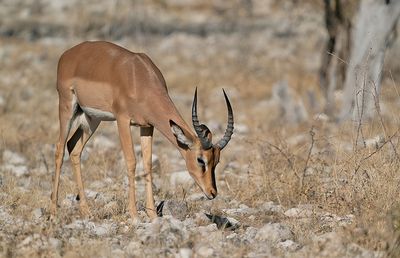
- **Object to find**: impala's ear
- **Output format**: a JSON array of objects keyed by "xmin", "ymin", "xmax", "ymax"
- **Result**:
[{"xmin": 170, "ymin": 120, "xmax": 193, "ymax": 149}]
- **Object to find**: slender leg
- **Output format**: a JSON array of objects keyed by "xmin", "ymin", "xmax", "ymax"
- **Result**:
[
  {"xmin": 117, "ymin": 117, "xmax": 138, "ymax": 219},
  {"xmin": 140, "ymin": 126, "xmax": 156, "ymax": 219},
  {"xmin": 68, "ymin": 116, "xmax": 100, "ymax": 217},
  {"xmin": 50, "ymin": 96, "xmax": 75, "ymax": 217}
]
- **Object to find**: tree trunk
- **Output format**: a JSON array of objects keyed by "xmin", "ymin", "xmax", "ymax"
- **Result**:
[
  {"xmin": 319, "ymin": 0, "xmax": 356, "ymax": 116},
  {"xmin": 339, "ymin": 0, "xmax": 400, "ymax": 121},
  {"xmin": 320, "ymin": 0, "xmax": 400, "ymax": 121}
]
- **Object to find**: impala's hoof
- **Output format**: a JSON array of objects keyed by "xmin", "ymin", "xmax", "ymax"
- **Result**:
[{"xmin": 147, "ymin": 210, "xmax": 157, "ymax": 220}]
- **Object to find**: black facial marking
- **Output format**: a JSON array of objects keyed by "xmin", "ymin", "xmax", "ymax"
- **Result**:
[{"xmin": 197, "ymin": 157, "xmax": 206, "ymax": 172}]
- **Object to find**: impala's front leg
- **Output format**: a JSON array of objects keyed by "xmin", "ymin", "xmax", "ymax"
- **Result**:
[
  {"xmin": 140, "ymin": 126, "xmax": 157, "ymax": 219},
  {"xmin": 117, "ymin": 117, "xmax": 138, "ymax": 220}
]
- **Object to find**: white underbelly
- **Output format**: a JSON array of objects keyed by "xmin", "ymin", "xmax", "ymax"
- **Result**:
[{"xmin": 81, "ymin": 106, "xmax": 116, "ymax": 121}]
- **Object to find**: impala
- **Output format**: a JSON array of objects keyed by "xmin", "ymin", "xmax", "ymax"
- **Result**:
[{"xmin": 50, "ymin": 41, "xmax": 234, "ymax": 220}]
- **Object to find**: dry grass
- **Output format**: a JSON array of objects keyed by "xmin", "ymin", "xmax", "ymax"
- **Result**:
[{"xmin": 1, "ymin": 1, "xmax": 400, "ymax": 257}]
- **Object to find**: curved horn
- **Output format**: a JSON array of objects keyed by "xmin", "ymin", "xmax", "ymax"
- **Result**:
[
  {"xmin": 192, "ymin": 87, "xmax": 213, "ymax": 149},
  {"xmin": 215, "ymin": 89, "xmax": 234, "ymax": 150}
]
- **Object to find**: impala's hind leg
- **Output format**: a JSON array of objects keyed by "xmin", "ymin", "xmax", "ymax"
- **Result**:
[
  {"xmin": 140, "ymin": 126, "xmax": 157, "ymax": 219},
  {"xmin": 67, "ymin": 114, "xmax": 100, "ymax": 217},
  {"xmin": 50, "ymin": 91, "xmax": 78, "ymax": 218}
]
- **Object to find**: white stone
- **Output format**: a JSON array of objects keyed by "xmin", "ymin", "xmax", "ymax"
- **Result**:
[
  {"xmin": 178, "ymin": 248, "xmax": 192, "ymax": 258},
  {"xmin": 62, "ymin": 194, "xmax": 78, "ymax": 207},
  {"xmin": 125, "ymin": 241, "xmax": 143, "ymax": 256},
  {"xmin": 20, "ymin": 236, "xmax": 33, "ymax": 246},
  {"xmin": 194, "ymin": 212, "xmax": 210, "ymax": 225},
  {"xmin": 92, "ymin": 226, "xmax": 109, "ymax": 236},
  {"xmin": 255, "ymin": 223, "xmax": 294, "ymax": 243},
  {"xmin": 277, "ymin": 239, "xmax": 301, "ymax": 252},
  {"xmin": 90, "ymin": 222, "xmax": 117, "ymax": 236},
  {"xmin": 284, "ymin": 207, "xmax": 314, "ymax": 218},
  {"xmin": 226, "ymin": 217, "xmax": 240, "ymax": 227},
  {"xmin": 2, "ymin": 164, "xmax": 29, "ymax": 177},
  {"xmin": 197, "ymin": 246, "xmax": 214, "ymax": 257},
  {"xmin": 65, "ymin": 219, "xmax": 87, "ymax": 230},
  {"xmin": 223, "ymin": 207, "xmax": 256, "ymax": 216},
  {"xmin": 3, "ymin": 150, "xmax": 26, "ymax": 165},
  {"xmin": 32, "ymin": 208, "xmax": 44, "ymax": 220},
  {"xmin": 262, "ymin": 201, "xmax": 284, "ymax": 214},
  {"xmin": 85, "ymin": 189, "xmax": 99, "ymax": 199},
  {"xmin": 48, "ymin": 237, "xmax": 62, "ymax": 251},
  {"xmin": 243, "ymin": 227, "xmax": 258, "ymax": 243},
  {"xmin": 226, "ymin": 232, "xmax": 237, "ymax": 240}
]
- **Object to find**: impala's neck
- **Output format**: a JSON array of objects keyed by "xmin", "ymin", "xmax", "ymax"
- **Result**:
[{"xmin": 147, "ymin": 96, "xmax": 197, "ymax": 156}]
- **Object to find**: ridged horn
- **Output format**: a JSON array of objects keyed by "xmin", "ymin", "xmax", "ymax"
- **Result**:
[
  {"xmin": 215, "ymin": 89, "xmax": 234, "ymax": 150},
  {"xmin": 192, "ymin": 87, "xmax": 213, "ymax": 150}
]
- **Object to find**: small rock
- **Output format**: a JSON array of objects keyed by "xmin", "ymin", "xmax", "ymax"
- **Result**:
[
  {"xmin": 125, "ymin": 241, "xmax": 142, "ymax": 256},
  {"xmin": 2, "ymin": 164, "xmax": 29, "ymax": 177},
  {"xmin": 248, "ymin": 215, "xmax": 256, "ymax": 221},
  {"xmin": 197, "ymin": 246, "xmax": 214, "ymax": 257},
  {"xmin": 65, "ymin": 220, "xmax": 87, "ymax": 230},
  {"xmin": 277, "ymin": 239, "xmax": 301, "ymax": 252},
  {"xmin": 194, "ymin": 212, "xmax": 210, "ymax": 225},
  {"xmin": 226, "ymin": 232, "xmax": 238, "ymax": 240},
  {"xmin": 284, "ymin": 207, "xmax": 314, "ymax": 218},
  {"xmin": 48, "ymin": 237, "xmax": 62, "ymax": 251},
  {"xmin": 20, "ymin": 236, "xmax": 33, "ymax": 246},
  {"xmin": 198, "ymin": 223, "xmax": 218, "ymax": 235},
  {"xmin": 32, "ymin": 208, "xmax": 44, "ymax": 220},
  {"xmin": 262, "ymin": 201, "xmax": 284, "ymax": 214},
  {"xmin": 62, "ymin": 194, "xmax": 79, "ymax": 207},
  {"xmin": 178, "ymin": 248, "xmax": 192, "ymax": 258},
  {"xmin": 85, "ymin": 189, "xmax": 99, "ymax": 199},
  {"xmin": 91, "ymin": 223, "xmax": 114, "ymax": 236},
  {"xmin": 222, "ymin": 207, "xmax": 256, "ymax": 216},
  {"xmin": 255, "ymin": 223, "xmax": 294, "ymax": 243},
  {"xmin": 243, "ymin": 227, "xmax": 258, "ymax": 243},
  {"xmin": 3, "ymin": 150, "xmax": 26, "ymax": 165}
]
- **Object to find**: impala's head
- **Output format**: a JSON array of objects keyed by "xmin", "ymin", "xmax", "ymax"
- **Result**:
[{"xmin": 170, "ymin": 88, "xmax": 234, "ymax": 199}]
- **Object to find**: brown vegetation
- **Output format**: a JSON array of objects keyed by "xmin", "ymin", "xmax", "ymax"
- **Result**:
[{"xmin": 0, "ymin": 0, "xmax": 399, "ymax": 257}]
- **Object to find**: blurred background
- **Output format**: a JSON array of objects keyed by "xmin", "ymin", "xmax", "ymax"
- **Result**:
[{"xmin": 1, "ymin": 0, "xmax": 400, "ymax": 257}]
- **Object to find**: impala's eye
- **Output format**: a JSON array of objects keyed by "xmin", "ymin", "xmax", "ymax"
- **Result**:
[{"xmin": 197, "ymin": 157, "xmax": 206, "ymax": 172}]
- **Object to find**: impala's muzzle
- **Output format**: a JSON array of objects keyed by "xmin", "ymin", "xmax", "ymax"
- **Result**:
[{"xmin": 204, "ymin": 188, "xmax": 217, "ymax": 200}]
